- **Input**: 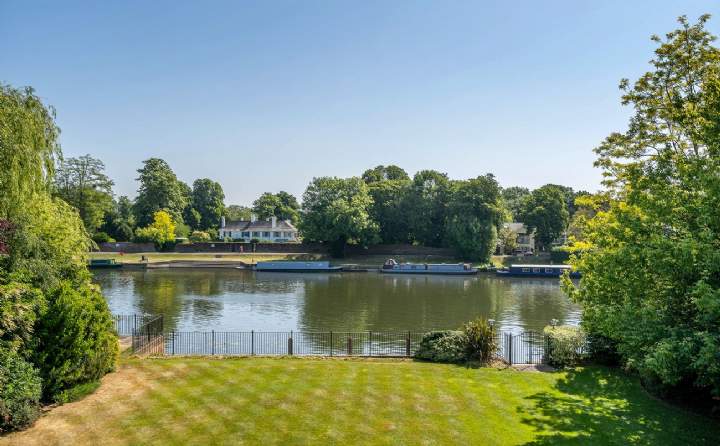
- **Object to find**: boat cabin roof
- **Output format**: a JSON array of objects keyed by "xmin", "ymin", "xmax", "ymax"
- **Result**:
[{"xmin": 510, "ymin": 264, "xmax": 571, "ymax": 269}]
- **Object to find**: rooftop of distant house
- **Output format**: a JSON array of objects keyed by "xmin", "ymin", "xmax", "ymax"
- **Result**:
[{"xmin": 220, "ymin": 215, "xmax": 297, "ymax": 232}]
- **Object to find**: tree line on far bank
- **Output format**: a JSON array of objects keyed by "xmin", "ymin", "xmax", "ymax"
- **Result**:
[{"xmin": 52, "ymin": 153, "xmax": 586, "ymax": 261}]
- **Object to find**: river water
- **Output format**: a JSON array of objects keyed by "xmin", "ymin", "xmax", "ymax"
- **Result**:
[{"xmin": 94, "ymin": 269, "xmax": 581, "ymax": 334}]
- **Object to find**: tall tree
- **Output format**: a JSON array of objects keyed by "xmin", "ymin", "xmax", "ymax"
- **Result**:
[
  {"xmin": 191, "ymin": 178, "xmax": 225, "ymax": 230},
  {"xmin": 299, "ymin": 177, "xmax": 378, "ymax": 257},
  {"xmin": 518, "ymin": 184, "xmax": 569, "ymax": 250},
  {"xmin": 405, "ymin": 170, "xmax": 450, "ymax": 247},
  {"xmin": 565, "ymin": 15, "xmax": 720, "ymax": 400},
  {"xmin": 54, "ymin": 154, "xmax": 114, "ymax": 233},
  {"xmin": 225, "ymin": 204, "xmax": 251, "ymax": 222},
  {"xmin": 252, "ymin": 191, "xmax": 300, "ymax": 223},
  {"xmin": 361, "ymin": 165, "xmax": 409, "ymax": 183},
  {"xmin": 445, "ymin": 175, "xmax": 504, "ymax": 261},
  {"xmin": 501, "ymin": 186, "xmax": 530, "ymax": 221},
  {"xmin": 132, "ymin": 158, "xmax": 187, "ymax": 227},
  {"xmin": 367, "ymin": 179, "xmax": 411, "ymax": 244}
]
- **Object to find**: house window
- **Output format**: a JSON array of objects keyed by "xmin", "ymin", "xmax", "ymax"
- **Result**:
[
  {"xmin": 252, "ymin": 232, "xmax": 260, "ymax": 237},
  {"xmin": 242, "ymin": 232, "xmax": 250, "ymax": 238},
  {"xmin": 273, "ymin": 232, "xmax": 281, "ymax": 238},
  {"xmin": 263, "ymin": 232, "xmax": 271, "ymax": 238}
]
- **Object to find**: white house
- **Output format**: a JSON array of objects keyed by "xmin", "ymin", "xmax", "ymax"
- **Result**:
[
  {"xmin": 219, "ymin": 214, "xmax": 299, "ymax": 242},
  {"xmin": 505, "ymin": 222, "xmax": 535, "ymax": 254}
]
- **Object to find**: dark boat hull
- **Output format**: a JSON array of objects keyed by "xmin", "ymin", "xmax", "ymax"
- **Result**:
[
  {"xmin": 254, "ymin": 267, "xmax": 343, "ymax": 273},
  {"xmin": 495, "ymin": 270, "xmax": 580, "ymax": 279},
  {"xmin": 380, "ymin": 269, "xmax": 478, "ymax": 276}
]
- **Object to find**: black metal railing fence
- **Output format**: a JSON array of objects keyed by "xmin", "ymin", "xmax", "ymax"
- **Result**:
[
  {"xmin": 113, "ymin": 314, "xmax": 159, "ymax": 336},
  {"xmin": 131, "ymin": 315, "xmax": 164, "ymax": 355}
]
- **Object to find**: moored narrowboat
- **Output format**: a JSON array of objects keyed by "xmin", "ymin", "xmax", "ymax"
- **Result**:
[
  {"xmin": 495, "ymin": 264, "xmax": 580, "ymax": 278},
  {"xmin": 254, "ymin": 260, "xmax": 342, "ymax": 272},
  {"xmin": 88, "ymin": 258, "xmax": 123, "ymax": 269},
  {"xmin": 380, "ymin": 259, "xmax": 478, "ymax": 275}
]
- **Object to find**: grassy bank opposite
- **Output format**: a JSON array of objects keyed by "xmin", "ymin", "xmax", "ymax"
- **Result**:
[{"xmin": 2, "ymin": 358, "xmax": 718, "ymax": 445}]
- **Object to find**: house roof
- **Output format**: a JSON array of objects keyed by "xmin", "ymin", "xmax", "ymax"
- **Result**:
[
  {"xmin": 505, "ymin": 222, "xmax": 529, "ymax": 234},
  {"xmin": 222, "ymin": 219, "xmax": 297, "ymax": 232}
]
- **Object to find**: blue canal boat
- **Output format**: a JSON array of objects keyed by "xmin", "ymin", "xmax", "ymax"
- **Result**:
[
  {"xmin": 380, "ymin": 259, "xmax": 478, "ymax": 275},
  {"xmin": 88, "ymin": 258, "xmax": 123, "ymax": 269},
  {"xmin": 495, "ymin": 264, "xmax": 580, "ymax": 278},
  {"xmin": 254, "ymin": 260, "xmax": 343, "ymax": 272}
]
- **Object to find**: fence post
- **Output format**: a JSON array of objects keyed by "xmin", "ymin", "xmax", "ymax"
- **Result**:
[
  {"xmin": 347, "ymin": 336, "xmax": 352, "ymax": 355},
  {"xmin": 212, "ymin": 330, "xmax": 215, "ymax": 356},
  {"xmin": 288, "ymin": 331, "xmax": 293, "ymax": 355},
  {"xmin": 406, "ymin": 331, "xmax": 411, "ymax": 357},
  {"xmin": 330, "ymin": 331, "xmax": 333, "ymax": 357},
  {"xmin": 251, "ymin": 330, "xmax": 255, "ymax": 356},
  {"xmin": 171, "ymin": 331, "xmax": 175, "ymax": 355},
  {"xmin": 369, "ymin": 331, "xmax": 372, "ymax": 357},
  {"xmin": 508, "ymin": 333, "xmax": 514, "ymax": 364},
  {"xmin": 527, "ymin": 332, "xmax": 532, "ymax": 364}
]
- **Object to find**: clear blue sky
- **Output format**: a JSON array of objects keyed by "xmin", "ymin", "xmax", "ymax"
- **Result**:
[{"xmin": 2, "ymin": 1, "xmax": 719, "ymax": 205}]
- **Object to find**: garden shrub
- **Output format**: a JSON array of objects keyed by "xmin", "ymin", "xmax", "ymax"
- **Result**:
[
  {"xmin": 0, "ymin": 348, "xmax": 42, "ymax": 432},
  {"xmin": 543, "ymin": 325, "xmax": 587, "ymax": 368},
  {"xmin": 32, "ymin": 281, "xmax": 118, "ymax": 401},
  {"xmin": 414, "ymin": 331, "xmax": 467, "ymax": 363},
  {"xmin": 549, "ymin": 246, "xmax": 570, "ymax": 263},
  {"xmin": 189, "ymin": 231, "xmax": 211, "ymax": 242},
  {"xmin": 0, "ymin": 282, "xmax": 45, "ymax": 352},
  {"xmin": 91, "ymin": 232, "xmax": 114, "ymax": 244},
  {"xmin": 463, "ymin": 318, "xmax": 498, "ymax": 364}
]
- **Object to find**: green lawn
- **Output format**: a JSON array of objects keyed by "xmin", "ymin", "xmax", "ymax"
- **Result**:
[{"xmin": 3, "ymin": 358, "xmax": 718, "ymax": 445}]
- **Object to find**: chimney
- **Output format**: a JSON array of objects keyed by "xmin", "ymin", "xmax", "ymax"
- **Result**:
[
  {"xmin": 271, "ymin": 216, "xmax": 277, "ymax": 228},
  {"xmin": 250, "ymin": 213, "xmax": 257, "ymax": 222},
  {"xmin": 220, "ymin": 216, "xmax": 226, "ymax": 228}
]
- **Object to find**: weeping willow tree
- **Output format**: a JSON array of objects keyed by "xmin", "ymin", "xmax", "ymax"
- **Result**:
[{"xmin": 0, "ymin": 84, "xmax": 117, "ymax": 422}]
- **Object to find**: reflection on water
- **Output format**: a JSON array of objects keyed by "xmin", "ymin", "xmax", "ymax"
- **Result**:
[{"xmin": 94, "ymin": 269, "xmax": 581, "ymax": 333}]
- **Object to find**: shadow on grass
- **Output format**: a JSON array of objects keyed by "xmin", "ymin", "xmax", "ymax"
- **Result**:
[{"xmin": 518, "ymin": 367, "xmax": 719, "ymax": 446}]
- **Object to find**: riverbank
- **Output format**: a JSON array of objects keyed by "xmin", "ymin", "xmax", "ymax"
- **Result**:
[
  {"xmin": 89, "ymin": 252, "xmax": 548, "ymax": 269},
  {"xmin": 3, "ymin": 357, "xmax": 718, "ymax": 445}
]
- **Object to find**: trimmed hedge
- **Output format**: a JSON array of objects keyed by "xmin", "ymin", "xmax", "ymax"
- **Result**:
[
  {"xmin": 32, "ymin": 282, "xmax": 119, "ymax": 401},
  {"xmin": 0, "ymin": 348, "xmax": 42, "ymax": 432}
]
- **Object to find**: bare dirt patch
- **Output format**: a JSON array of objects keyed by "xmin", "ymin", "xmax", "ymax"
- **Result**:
[{"xmin": 0, "ymin": 363, "xmax": 157, "ymax": 446}]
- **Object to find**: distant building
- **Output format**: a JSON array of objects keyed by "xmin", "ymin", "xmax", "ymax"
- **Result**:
[
  {"xmin": 502, "ymin": 222, "xmax": 568, "ymax": 254},
  {"xmin": 219, "ymin": 214, "xmax": 298, "ymax": 242},
  {"xmin": 505, "ymin": 222, "xmax": 534, "ymax": 254}
]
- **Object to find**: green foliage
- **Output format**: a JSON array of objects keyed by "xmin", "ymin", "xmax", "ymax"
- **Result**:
[
  {"xmin": 91, "ymin": 231, "xmax": 114, "ymax": 244},
  {"xmin": 416, "ymin": 318, "xmax": 498, "ymax": 364},
  {"xmin": 463, "ymin": 318, "xmax": 498, "ymax": 363},
  {"xmin": 518, "ymin": 184, "xmax": 569, "ymax": 250},
  {"xmin": 53, "ymin": 155, "xmax": 114, "ymax": 232},
  {"xmin": 299, "ymin": 177, "xmax": 378, "ymax": 257},
  {"xmin": 53, "ymin": 380, "xmax": 100, "ymax": 405},
  {"xmin": 361, "ymin": 165, "xmax": 409, "ymax": 183},
  {"xmin": 405, "ymin": 170, "xmax": 450, "ymax": 247},
  {"xmin": 224, "ymin": 204, "xmax": 251, "ymax": 222},
  {"xmin": 183, "ymin": 207, "xmax": 202, "ymax": 230},
  {"xmin": 32, "ymin": 281, "xmax": 118, "ymax": 401},
  {"xmin": 501, "ymin": 186, "xmax": 530, "ymax": 221},
  {"xmin": 189, "ymin": 231, "xmax": 211, "ymax": 242},
  {"xmin": 134, "ymin": 210, "xmax": 176, "ymax": 249},
  {"xmin": 0, "ymin": 347, "xmax": 42, "ymax": 432},
  {"xmin": 0, "ymin": 84, "xmax": 60, "ymax": 220},
  {"xmin": 133, "ymin": 158, "xmax": 188, "ymax": 227},
  {"xmin": 564, "ymin": 15, "xmax": 720, "ymax": 400},
  {"xmin": 252, "ymin": 191, "xmax": 299, "ymax": 223},
  {"xmin": 543, "ymin": 325, "xmax": 587, "ymax": 368},
  {"xmin": 414, "ymin": 331, "xmax": 467, "ymax": 363},
  {"xmin": 367, "ymin": 179, "xmax": 411, "ymax": 244},
  {"xmin": 191, "ymin": 178, "xmax": 225, "ymax": 230},
  {"xmin": 0, "ymin": 282, "xmax": 45, "ymax": 353},
  {"xmin": 497, "ymin": 225, "xmax": 517, "ymax": 255},
  {"xmin": 445, "ymin": 175, "xmax": 504, "ymax": 261}
]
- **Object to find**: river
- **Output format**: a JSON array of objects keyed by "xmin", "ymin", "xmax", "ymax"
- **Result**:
[{"xmin": 94, "ymin": 269, "xmax": 581, "ymax": 334}]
